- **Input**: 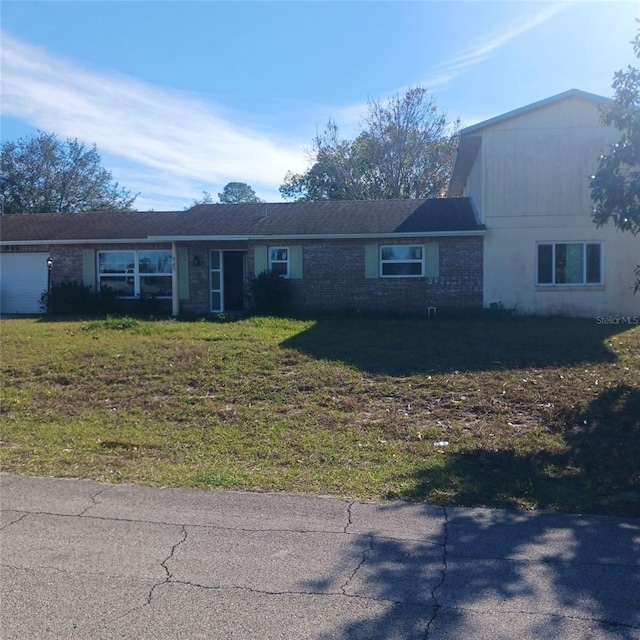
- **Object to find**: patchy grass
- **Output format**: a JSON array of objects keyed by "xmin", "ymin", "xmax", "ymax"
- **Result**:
[{"xmin": 1, "ymin": 314, "xmax": 639, "ymax": 517}]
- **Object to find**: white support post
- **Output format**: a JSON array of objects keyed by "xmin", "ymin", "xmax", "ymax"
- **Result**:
[{"xmin": 171, "ymin": 241, "xmax": 179, "ymax": 317}]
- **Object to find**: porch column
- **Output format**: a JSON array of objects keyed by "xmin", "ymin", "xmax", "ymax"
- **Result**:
[{"xmin": 171, "ymin": 241, "xmax": 179, "ymax": 317}]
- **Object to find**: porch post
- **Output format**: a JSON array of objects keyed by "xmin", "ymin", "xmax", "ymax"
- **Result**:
[{"xmin": 171, "ymin": 241, "xmax": 179, "ymax": 317}]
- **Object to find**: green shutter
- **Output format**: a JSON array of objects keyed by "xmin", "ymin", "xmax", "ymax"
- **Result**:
[
  {"xmin": 425, "ymin": 243, "xmax": 439, "ymax": 278},
  {"xmin": 82, "ymin": 250, "xmax": 95, "ymax": 289},
  {"xmin": 177, "ymin": 247, "xmax": 189, "ymax": 299},
  {"xmin": 364, "ymin": 244, "xmax": 379, "ymax": 279},
  {"xmin": 289, "ymin": 245, "xmax": 303, "ymax": 279},
  {"xmin": 254, "ymin": 245, "xmax": 268, "ymax": 275}
]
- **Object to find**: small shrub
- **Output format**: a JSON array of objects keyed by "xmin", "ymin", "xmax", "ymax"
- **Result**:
[
  {"xmin": 39, "ymin": 282, "xmax": 169, "ymax": 317},
  {"xmin": 40, "ymin": 281, "xmax": 100, "ymax": 315},
  {"xmin": 247, "ymin": 270, "xmax": 290, "ymax": 315}
]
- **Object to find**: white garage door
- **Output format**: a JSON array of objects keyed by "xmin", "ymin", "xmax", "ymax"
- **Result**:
[{"xmin": 0, "ymin": 253, "xmax": 49, "ymax": 314}]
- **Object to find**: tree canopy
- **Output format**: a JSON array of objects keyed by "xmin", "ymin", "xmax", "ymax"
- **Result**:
[
  {"xmin": 0, "ymin": 132, "xmax": 136, "ymax": 214},
  {"xmin": 280, "ymin": 87, "xmax": 459, "ymax": 201},
  {"xmin": 591, "ymin": 27, "xmax": 640, "ymax": 236},
  {"xmin": 590, "ymin": 24, "xmax": 640, "ymax": 291},
  {"xmin": 218, "ymin": 182, "xmax": 263, "ymax": 204}
]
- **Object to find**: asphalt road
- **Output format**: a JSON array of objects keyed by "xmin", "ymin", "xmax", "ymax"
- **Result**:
[{"xmin": 1, "ymin": 473, "xmax": 639, "ymax": 639}]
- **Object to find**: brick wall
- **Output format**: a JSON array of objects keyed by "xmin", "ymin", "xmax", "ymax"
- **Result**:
[
  {"xmin": 4, "ymin": 236, "xmax": 483, "ymax": 316},
  {"xmin": 260, "ymin": 237, "xmax": 483, "ymax": 315},
  {"xmin": 179, "ymin": 241, "xmax": 248, "ymax": 316}
]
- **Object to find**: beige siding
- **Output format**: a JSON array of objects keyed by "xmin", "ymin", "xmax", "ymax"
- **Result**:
[
  {"xmin": 480, "ymin": 97, "xmax": 616, "ymax": 219},
  {"xmin": 469, "ymin": 94, "xmax": 640, "ymax": 317}
]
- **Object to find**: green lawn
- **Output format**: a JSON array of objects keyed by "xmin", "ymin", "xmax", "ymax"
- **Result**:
[{"xmin": 1, "ymin": 314, "xmax": 639, "ymax": 517}]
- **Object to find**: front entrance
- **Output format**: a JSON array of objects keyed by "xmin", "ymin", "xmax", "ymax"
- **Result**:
[{"xmin": 210, "ymin": 250, "xmax": 246, "ymax": 313}]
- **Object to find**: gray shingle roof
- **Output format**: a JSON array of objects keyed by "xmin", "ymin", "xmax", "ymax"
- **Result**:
[{"xmin": 0, "ymin": 198, "xmax": 484, "ymax": 243}]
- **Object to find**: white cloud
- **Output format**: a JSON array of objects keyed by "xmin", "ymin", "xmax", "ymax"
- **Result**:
[
  {"xmin": 0, "ymin": 4, "xmax": 571, "ymax": 209},
  {"xmin": 0, "ymin": 32, "xmax": 308, "ymax": 209},
  {"xmin": 320, "ymin": 3, "xmax": 571, "ymax": 137},
  {"xmin": 424, "ymin": 3, "xmax": 570, "ymax": 90}
]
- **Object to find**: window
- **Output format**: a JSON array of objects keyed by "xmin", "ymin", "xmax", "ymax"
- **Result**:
[
  {"xmin": 268, "ymin": 247, "xmax": 289, "ymax": 277},
  {"xmin": 98, "ymin": 250, "xmax": 172, "ymax": 297},
  {"xmin": 98, "ymin": 251, "xmax": 135, "ymax": 296},
  {"xmin": 537, "ymin": 242, "xmax": 602, "ymax": 286},
  {"xmin": 380, "ymin": 245, "xmax": 424, "ymax": 277}
]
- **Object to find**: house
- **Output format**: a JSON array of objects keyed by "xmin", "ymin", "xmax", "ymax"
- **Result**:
[
  {"xmin": 448, "ymin": 88, "xmax": 639, "ymax": 318},
  {"xmin": 1, "ymin": 89, "xmax": 638, "ymax": 318},
  {"xmin": 0, "ymin": 198, "xmax": 485, "ymax": 315}
]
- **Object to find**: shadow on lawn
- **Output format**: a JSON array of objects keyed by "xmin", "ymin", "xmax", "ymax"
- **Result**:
[
  {"xmin": 394, "ymin": 383, "xmax": 640, "ymax": 517},
  {"xmin": 282, "ymin": 315, "xmax": 628, "ymax": 375},
  {"xmin": 308, "ymin": 502, "xmax": 640, "ymax": 639},
  {"xmin": 304, "ymin": 385, "xmax": 640, "ymax": 638}
]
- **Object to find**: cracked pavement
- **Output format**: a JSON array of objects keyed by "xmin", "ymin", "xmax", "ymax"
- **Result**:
[{"xmin": 1, "ymin": 474, "xmax": 639, "ymax": 639}]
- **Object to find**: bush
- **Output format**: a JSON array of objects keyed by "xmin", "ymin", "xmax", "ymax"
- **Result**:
[
  {"xmin": 40, "ymin": 281, "xmax": 101, "ymax": 315},
  {"xmin": 39, "ymin": 282, "xmax": 165, "ymax": 317},
  {"xmin": 247, "ymin": 270, "xmax": 290, "ymax": 315}
]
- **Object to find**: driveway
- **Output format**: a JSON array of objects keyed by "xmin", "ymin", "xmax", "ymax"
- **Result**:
[{"xmin": 1, "ymin": 473, "xmax": 639, "ymax": 639}]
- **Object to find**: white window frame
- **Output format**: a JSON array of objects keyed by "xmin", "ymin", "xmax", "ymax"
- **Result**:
[
  {"xmin": 97, "ymin": 250, "xmax": 173, "ymax": 298},
  {"xmin": 379, "ymin": 245, "xmax": 425, "ymax": 278},
  {"xmin": 268, "ymin": 247, "xmax": 290, "ymax": 278},
  {"xmin": 536, "ymin": 242, "xmax": 603, "ymax": 286}
]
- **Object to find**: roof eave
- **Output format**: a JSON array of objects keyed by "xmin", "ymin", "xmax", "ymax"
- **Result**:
[
  {"xmin": 459, "ymin": 88, "xmax": 612, "ymax": 137},
  {"xmin": 148, "ymin": 230, "xmax": 487, "ymax": 241}
]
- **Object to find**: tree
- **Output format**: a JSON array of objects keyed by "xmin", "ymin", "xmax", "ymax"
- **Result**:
[
  {"xmin": 189, "ymin": 190, "xmax": 216, "ymax": 208},
  {"xmin": 218, "ymin": 182, "xmax": 263, "ymax": 204},
  {"xmin": 590, "ymin": 25, "xmax": 640, "ymax": 292},
  {"xmin": 0, "ymin": 132, "xmax": 136, "ymax": 214},
  {"xmin": 280, "ymin": 87, "xmax": 459, "ymax": 201}
]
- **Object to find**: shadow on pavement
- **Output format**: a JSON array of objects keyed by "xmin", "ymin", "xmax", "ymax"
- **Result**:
[{"xmin": 306, "ymin": 502, "xmax": 640, "ymax": 639}]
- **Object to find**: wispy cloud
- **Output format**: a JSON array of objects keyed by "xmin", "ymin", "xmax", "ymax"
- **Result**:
[
  {"xmin": 424, "ymin": 3, "xmax": 570, "ymax": 91},
  {"xmin": 325, "ymin": 3, "xmax": 571, "ymax": 137},
  {"xmin": 0, "ymin": 32, "xmax": 307, "ymax": 209},
  {"xmin": 0, "ymin": 3, "xmax": 571, "ymax": 209}
]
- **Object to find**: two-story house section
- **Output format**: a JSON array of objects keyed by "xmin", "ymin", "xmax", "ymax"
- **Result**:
[{"xmin": 449, "ymin": 89, "xmax": 639, "ymax": 318}]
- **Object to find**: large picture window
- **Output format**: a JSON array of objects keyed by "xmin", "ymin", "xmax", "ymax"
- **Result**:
[
  {"xmin": 380, "ymin": 245, "xmax": 424, "ymax": 277},
  {"xmin": 98, "ymin": 250, "xmax": 172, "ymax": 297},
  {"xmin": 537, "ymin": 242, "xmax": 603, "ymax": 286}
]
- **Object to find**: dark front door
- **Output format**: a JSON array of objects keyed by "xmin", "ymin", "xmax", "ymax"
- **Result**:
[{"xmin": 223, "ymin": 251, "xmax": 246, "ymax": 312}]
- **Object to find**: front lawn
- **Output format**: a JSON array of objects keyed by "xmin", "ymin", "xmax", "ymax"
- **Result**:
[{"xmin": 1, "ymin": 314, "xmax": 638, "ymax": 517}]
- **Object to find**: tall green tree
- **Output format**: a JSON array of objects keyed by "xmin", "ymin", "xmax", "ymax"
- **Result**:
[
  {"xmin": 591, "ymin": 25, "xmax": 640, "ymax": 291},
  {"xmin": 218, "ymin": 182, "xmax": 263, "ymax": 204},
  {"xmin": 280, "ymin": 87, "xmax": 459, "ymax": 201},
  {"xmin": 0, "ymin": 132, "xmax": 136, "ymax": 214}
]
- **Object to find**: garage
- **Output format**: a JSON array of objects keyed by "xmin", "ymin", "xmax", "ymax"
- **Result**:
[{"xmin": 0, "ymin": 252, "xmax": 50, "ymax": 314}]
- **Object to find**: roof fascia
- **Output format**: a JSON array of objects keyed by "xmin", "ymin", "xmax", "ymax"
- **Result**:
[
  {"xmin": 1, "ymin": 231, "xmax": 487, "ymax": 248},
  {"xmin": 148, "ymin": 230, "xmax": 486, "ymax": 241},
  {"xmin": 0, "ymin": 238, "xmax": 171, "ymax": 247},
  {"xmin": 459, "ymin": 89, "xmax": 612, "ymax": 136}
]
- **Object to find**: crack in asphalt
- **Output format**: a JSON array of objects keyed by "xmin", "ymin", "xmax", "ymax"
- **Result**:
[
  {"xmin": 164, "ymin": 578, "xmax": 407, "ymax": 605},
  {"xmin": 77, "ymin": 487, "xmax": 110, "ymax": 516},
  {"xmin": 340, "ymin": 533, "xmax": 374, "ymax": 597},
  {"xmin": 147, "ymin": 524, "xmax": 188, "ymax": 605},
  {"xmin": 424, "ymin": 506, "xmax": 449, "ymax": 639},
  {"xmin": 0, "ymin": 512, "xmax": 29, "ymax": 531},
  {"xmin": 344, "ymin": 501, "xmax": 354, "ymax": 533}
]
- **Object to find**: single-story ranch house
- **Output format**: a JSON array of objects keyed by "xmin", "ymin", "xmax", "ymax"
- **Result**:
[{"xmin": 1, "ymin": 89, "xmax": 638, "ymax": 318}]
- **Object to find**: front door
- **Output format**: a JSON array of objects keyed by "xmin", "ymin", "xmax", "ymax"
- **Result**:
[{"xmin": 210, "ymin": 250, "xmax": 246, "ymax": 313}]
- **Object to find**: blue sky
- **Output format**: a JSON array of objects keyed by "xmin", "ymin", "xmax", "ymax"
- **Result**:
[{"xmin": 1, "ymin": 1, "xmax": 638, "ymax": 210}]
